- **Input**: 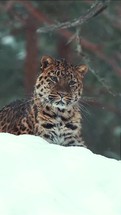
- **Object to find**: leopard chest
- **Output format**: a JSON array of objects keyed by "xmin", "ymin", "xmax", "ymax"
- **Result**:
[{"xmin": 37, "ymin": 109, "xmax": 80, "ymax": 145}]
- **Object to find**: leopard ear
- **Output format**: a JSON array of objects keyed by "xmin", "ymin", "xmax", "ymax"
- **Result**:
[
  {"xmin": 76, "ymin": 64, "xmax": 88, "ymax": 77},
  {"xmin": 41, "ymin": 55, "xmax": 55, "ymax": 69}
]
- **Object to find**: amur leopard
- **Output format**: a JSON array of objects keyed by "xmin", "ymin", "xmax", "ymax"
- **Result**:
[{"xmin": 0, "ymin": 55, "xmax": 88, "ymax": 147}]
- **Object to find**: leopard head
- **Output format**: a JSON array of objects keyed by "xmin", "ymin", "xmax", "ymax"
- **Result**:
[{"xmin": 34, "ymin": 55, "xmax": 88, "ymax": 109}]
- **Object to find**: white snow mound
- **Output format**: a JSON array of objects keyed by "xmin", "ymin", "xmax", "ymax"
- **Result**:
[{"xmin": 0, "ymin": 133, "xmax": 121, "ymax": 215}]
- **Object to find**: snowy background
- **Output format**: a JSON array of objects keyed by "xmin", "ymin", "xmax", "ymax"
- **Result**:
[{"xmin": 0, "ymin": 133, "xmax": 121, "ymax": 215}]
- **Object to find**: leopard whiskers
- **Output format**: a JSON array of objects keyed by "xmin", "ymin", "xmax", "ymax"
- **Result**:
[
  {"xmin": 79, "ymin": 104, "xmax": 90, "ymax": 122},
  {"xmin": 78, "ymin": 97, "xmax": 93, "ymax": 122}
]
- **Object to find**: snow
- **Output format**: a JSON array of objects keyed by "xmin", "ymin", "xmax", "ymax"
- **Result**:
[{"xmin": 0, "ymin": 133, "xmax": 121, "ymax": 215}]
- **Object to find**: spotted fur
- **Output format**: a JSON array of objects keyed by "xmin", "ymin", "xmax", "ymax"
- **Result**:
[{"xmin": 0, "ymin": 55, "xmax": 88, "ymax": 147}]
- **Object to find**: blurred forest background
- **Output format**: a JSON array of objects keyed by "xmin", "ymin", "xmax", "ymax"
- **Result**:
[{"xmin": 0, "ymin": 0, "xmax": 121, "ymax": 159}]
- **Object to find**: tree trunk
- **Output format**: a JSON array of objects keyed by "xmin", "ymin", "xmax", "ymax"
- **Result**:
[{"xmin": 25, "ymin": 19, "xmax": 38, "ymax": 95}]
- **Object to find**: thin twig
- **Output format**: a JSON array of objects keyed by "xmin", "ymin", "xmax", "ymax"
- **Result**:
[
  {"xmin": 88, "ymin": 66, "xmax": 119, "ymax": 97},
  {"xmin": 74, "ymin": 25, "xmax": 121, "ymax": 97}
]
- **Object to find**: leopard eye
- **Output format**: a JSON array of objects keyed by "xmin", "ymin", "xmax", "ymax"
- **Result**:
[
  {"xmin": 69, "ymin": 80, "xmax": 76, "ymax": 85},
  {"xmin": 50, "ymin": 76, "xmax": 58, "ymax": 83}
]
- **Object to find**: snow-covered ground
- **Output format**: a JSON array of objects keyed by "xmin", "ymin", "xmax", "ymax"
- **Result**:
[{"xmin": 0, "ymin": 133, "xmax": 121, "ymax": 215}]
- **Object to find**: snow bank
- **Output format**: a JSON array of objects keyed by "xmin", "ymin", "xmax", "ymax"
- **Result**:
[{"xmin": 0, "ymin": 133, "xmax": 121, "ymax": 215}]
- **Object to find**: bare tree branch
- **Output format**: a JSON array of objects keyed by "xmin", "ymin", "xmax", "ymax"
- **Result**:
[{"xmin": 37, "ymin": 0, "xmax": 110, "ymax": 33}]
